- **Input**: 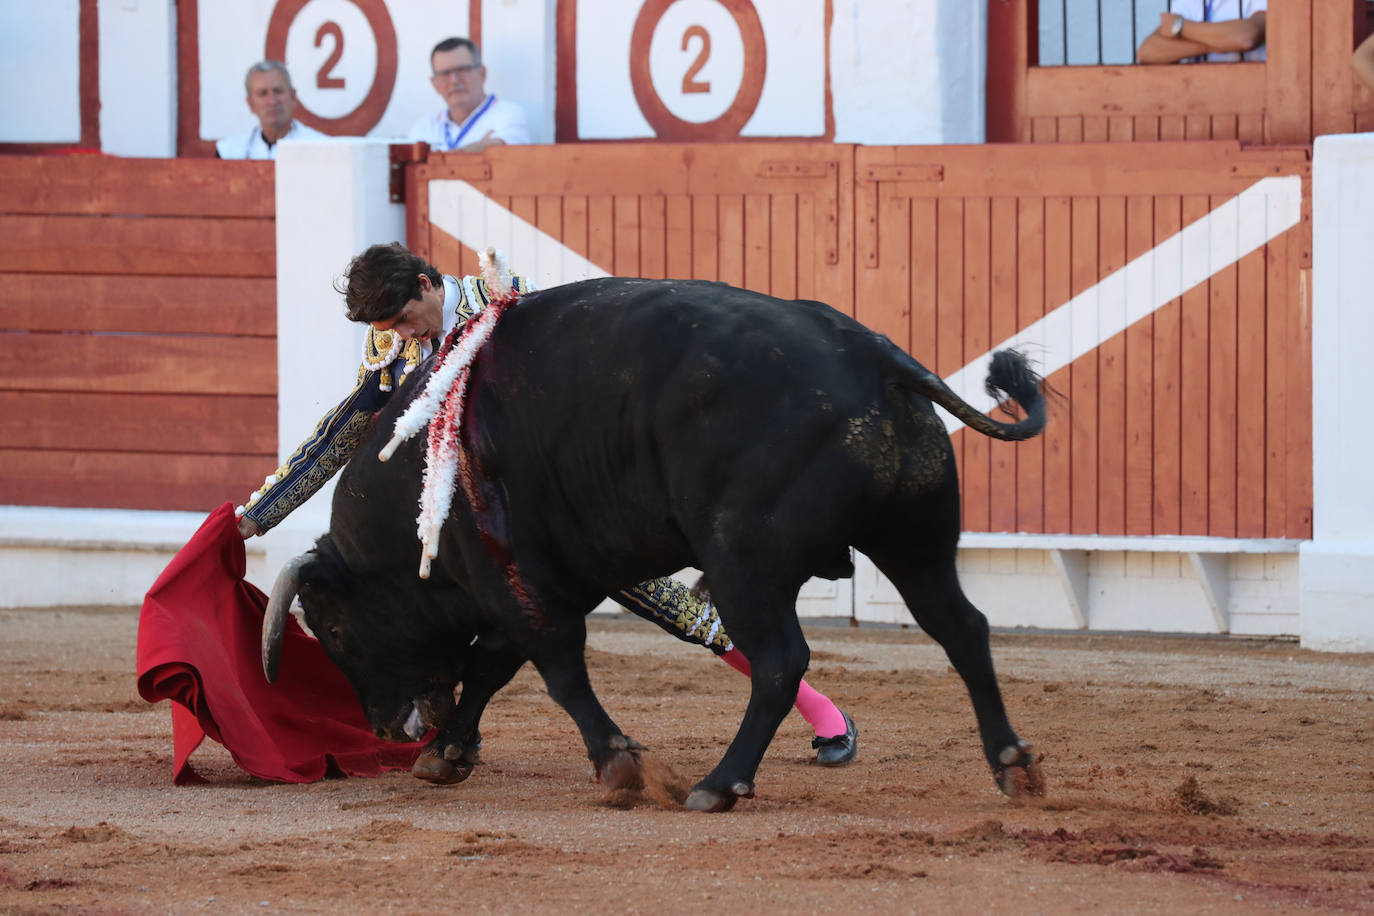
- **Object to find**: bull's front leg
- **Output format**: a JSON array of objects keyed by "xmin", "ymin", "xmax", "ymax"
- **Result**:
[
  {"xmin": 412, "ymin": 643, "xmax": 527, "ymax": 785},
  {"xmin": 531, "ymin": 651, "xmax": 645, "ymax": 790}
]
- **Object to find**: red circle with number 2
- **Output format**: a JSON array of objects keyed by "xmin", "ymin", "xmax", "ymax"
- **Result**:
[
  {"xmin": 630, "ymin": 0, "xmax": 767, "ymax": 141},
  {"xmin": 265, "ymin": 0, "xmax": 398, "ymax": 136}
]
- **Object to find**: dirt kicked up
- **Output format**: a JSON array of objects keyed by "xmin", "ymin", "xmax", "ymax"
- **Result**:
[{"xmin": 2, "ymin": 605, "xmax": 1372, "ymax": 914}]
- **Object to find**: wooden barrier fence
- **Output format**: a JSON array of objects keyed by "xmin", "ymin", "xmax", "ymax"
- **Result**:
[
  {"xmin": 0, "ymin": 156, "xmax": 276, "ymax": 512},
  {"xmin": 0, "ymin": 142, "xmax": 1314, "ymax": 549},
  {"xmin": 409, "ymin": 140, "xmax": 1313, "ymax": 542}
]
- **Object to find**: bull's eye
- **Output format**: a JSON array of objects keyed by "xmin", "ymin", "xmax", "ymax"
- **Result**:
[{"xmin": 328, "ymin": 625, "xmax": 341, "ymax": 640}]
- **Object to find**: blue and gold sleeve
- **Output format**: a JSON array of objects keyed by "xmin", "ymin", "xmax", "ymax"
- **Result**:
[
  {"xmin": 238, "ymin": 368, "xmax": 396, "ymax": 533},
  {"xmin": 238, "ymin": 270, "xmax": 531, "ymax": 532},
  {"xmin": 615, "ymin": 577, "xmax": 734, "ymax": 653}
]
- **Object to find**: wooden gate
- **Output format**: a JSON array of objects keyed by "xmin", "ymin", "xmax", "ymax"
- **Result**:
[
  {"xmin": 856, "ymin": 140, "xmax": 1312, "ymax": 540},
  {"xmin": 405, "ymin": 143, "xmax": 854, "ymax": 316},
  {"xmin": 0, "ymin": 156, "xmax": 277, "ymax": 512}
]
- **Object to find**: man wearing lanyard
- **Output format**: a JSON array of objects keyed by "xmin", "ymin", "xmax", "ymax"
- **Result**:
[
  {"xmin": 216, "ymin": 61, "xmax": 327, "ymax": 160},
  {"xmin": 407, "ymin": 37, "xmax": 531, "ymax": 152},
  {"xmin": 1136, "ymin": 0, "xmax": 1267, "ymax": 64}
]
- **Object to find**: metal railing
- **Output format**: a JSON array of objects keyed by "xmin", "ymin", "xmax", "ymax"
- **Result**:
[{"xmin": 1038, "ymin": 0, "xmax": 1170, "ymax": 66}]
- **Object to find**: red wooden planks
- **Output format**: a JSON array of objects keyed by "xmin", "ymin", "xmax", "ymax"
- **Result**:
[
  {"xmin": 0, "ymin": 391, "xmax": 274, "ymax": 456},
  {"xmin": 1014, "ymin": 197, "xmax": 1046, "ymax": 534},
  {"xmin": 0, "ymin": 215, "xmax": 274, "ymax": 277},
  {"xmin": 0, "ymin": 156, "xmax": 273, "ymax": 218},
  {"xmin": 1152, "ymin": 196, "xmax": 1184, "ymax": 536},
  {"xmin": 1, "ymin": 274, "xmax": 274, "ymax": 336},
  {"xmin": 1069, "ymin": 196, "xmax": 1099, "ymax": 534},
  {"xmin": 0, "ymin": 448, "xmax": 269, "ymax": 513},
  {"xmin": 1124, "ymin": 195, "xmax": 1156, "ymax": 536},
  {"xmin": 1096, "ymin": 195, "xmax": 1127, "ymax": 536},
  {"xmin": 5, "ymin": 334, "xmax": 273, "ymax": 396},
  {"xmin": 1179, "ymin": 195, "xmax": 1212, "ymax": 535}
]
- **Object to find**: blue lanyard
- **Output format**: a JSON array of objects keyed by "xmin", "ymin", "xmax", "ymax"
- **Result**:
[{"xmin": 442, "ymin": 95, "xmax": 496, "ymax": 150}]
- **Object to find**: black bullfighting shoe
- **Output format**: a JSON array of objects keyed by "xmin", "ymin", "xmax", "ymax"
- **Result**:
[{"xmin": 811, "ymin": 711, "xmax": 858, "ymax": 766}]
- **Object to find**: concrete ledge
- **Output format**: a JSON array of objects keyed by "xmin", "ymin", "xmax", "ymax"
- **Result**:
[
  {"xmin": 0, "ymin": 506, "xmax": 269, "ymax": 608},
  {"xmin": 0, "ymin": 505, "xmax": 213, "ymax": 552},
  {"xmin": 1299, "ymin": 541, "xmax": 1374, "ymax": 652},
  {"xmin": 858, "ymin": 544, "xmax": 1300, "ymax": 637}
]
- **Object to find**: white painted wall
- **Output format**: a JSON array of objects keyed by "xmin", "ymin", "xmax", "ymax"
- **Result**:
[
  {"xmin": 831, "ymin": 0, "xmax": 986, "ymax": 144},
  {"xmin": 99, "ymin": 0, "xmax": 178, "ymax": 157},
  {"xmin": 262, "ymin": 138, "xmax": 407, "ymax": 578},
  {"xmin": 576, "ymin": 0, "xmax": 828, "ymax": 140},
  {"xmin": 4, "ymin": 0, "xmax": 985, "ymax": 151},
  {"xmin": 0, "ymin": 507, "xmax": 270, "ymax": 607},
  {"xmin": 1301, "ymin": 133, "xmax": 1374, "ymax": 653},
  {"xmin": 481, "ymin": 0, "xmax": 557, "ymax": 144},
  {"xmin": 0, "ymin": 0, "xmax": 82, "ymax": 143}
]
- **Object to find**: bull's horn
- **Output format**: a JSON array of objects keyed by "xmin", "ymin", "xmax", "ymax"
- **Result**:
[{"xmin": 261, "ymin": 552, "xmax": 314, "ymax": 684}]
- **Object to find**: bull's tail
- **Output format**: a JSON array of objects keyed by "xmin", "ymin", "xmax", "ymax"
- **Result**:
[{"xmin": 896, "ymin": 348, "xmax": 1048, "ymax": 442}]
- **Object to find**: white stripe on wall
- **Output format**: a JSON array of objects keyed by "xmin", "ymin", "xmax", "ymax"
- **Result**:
[
  {"xmin": 938, "ymin": 176, "xmax": 1303, "ymax": 432},
  {"xmin": 428, "ymin": 180, "xmax": 609, "ymax": 290}
]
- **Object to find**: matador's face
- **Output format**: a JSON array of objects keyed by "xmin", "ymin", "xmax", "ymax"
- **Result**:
[{"xmin": 371, "ymin": 273, "xmax": 445, "ymax": 342}]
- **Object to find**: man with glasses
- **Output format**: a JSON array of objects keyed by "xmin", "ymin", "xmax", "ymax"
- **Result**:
[
  {"xmin": 407, "ymin": 37, "xmax": 531, "ymax": 152},
  {"xmin": 1136, "ymin": 0, "xmax": 1266, "ymax": 64}
]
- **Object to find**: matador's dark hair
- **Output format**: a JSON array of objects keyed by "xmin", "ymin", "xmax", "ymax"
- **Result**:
[{"xmin": 335, "ymin": 242, "xmax": 442, "ymax": 323}]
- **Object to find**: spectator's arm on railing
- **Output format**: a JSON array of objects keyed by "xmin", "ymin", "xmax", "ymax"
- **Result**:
[
  {"xmin": 1137, "ymin": 11, "xmax": 1266, "ymax": 64},
  {"xmin": 1352, "ymin": 31, "xmax": 1374, "ymax": 95}
]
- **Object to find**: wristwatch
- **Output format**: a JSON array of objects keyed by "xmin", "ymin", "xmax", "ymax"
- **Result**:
[{"xmin": 1170, "ymin": 17, "xmax": 1185, "ymax": 38}]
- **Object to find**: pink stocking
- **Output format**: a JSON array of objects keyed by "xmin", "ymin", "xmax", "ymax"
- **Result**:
[{"xmin": 718, "ymin": 648, "xmax": 848, "ymax": 739}]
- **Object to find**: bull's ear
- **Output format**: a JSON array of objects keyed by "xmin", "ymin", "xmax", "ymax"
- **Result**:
[{"xmin": 261, "ymin": 552, "xmax": 314, "ymax": 683}]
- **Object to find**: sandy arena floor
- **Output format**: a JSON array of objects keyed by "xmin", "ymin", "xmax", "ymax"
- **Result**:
[{"xmin": 1, "ymin": 605, "xmax": 1372, "ymax": 914}]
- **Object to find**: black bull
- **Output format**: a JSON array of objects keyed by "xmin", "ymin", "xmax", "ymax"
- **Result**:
[{"xmin": 263, "ymin": 277, "xmax": 1049, "ymax": 811}]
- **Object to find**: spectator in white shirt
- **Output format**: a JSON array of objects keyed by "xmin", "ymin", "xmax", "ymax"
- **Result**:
[
  {"xmin": 216, "ymin": 61, "xmax": 326, "ymax": 160},
  {"xmin": 406, "ymin": 38, "xmax": 530, "ymax": 152},
  {"xmin": 1137, "ymin": 0, "xmax": 1267, "ymax": 64}
]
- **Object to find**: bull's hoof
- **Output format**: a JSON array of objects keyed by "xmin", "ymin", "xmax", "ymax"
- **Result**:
[
  {"xmin": 598, "ymin": 748, "xmax": 644, "ymax": 791},
  {"xmin": 411, "ymin": 749, "xmax": 473, "ymax": 785},
  {"xmin": 993, "ymin": 740, "xmax": 1044, "ymax": 797},
  {"xmin": 608, "ymin": 734, "xmax": 645, "ymax": 752},
  {"xmin": 441, "ymin": 732, "xmax": 482, "ymax": 764},
  {"xmin": 684, "ymin": 780, "xmax": 753, "ymax": 813}
]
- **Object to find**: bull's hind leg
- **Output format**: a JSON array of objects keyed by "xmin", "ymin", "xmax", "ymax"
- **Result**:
[
  {"xmin": 682, "ymin": 576, "xmax": 810, "ymax": 812},
  {"xmin": 871, "ymin": 552, "xmax": 1042, "ymax": 797}
]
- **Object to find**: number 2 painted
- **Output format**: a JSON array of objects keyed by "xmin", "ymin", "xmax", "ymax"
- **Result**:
[
  {"xmin": 315, "ymin": 20, "xmax": 345, "ymax": 89},
  {"xmin": 681, "ymin": 25, "xmax": 711, "ymax": 94}
]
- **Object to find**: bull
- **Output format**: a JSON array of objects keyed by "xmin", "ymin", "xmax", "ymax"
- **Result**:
[{"xmin": 263, "ymin": 277, "xmax": 1049, "ymax": 811}]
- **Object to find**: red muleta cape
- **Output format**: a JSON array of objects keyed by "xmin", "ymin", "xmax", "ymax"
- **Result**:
[{"xmin": 136, "ymin": 502, "xmax": 423, "ymax": 784}]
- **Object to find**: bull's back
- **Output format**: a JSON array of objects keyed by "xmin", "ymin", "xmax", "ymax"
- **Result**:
[{"xmin": 463, "ymin": 279, "xmax": 950, "ymax": 569}]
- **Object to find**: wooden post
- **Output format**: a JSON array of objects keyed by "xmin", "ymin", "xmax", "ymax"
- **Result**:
[{"xmin": 986, "ymin": 0, "xmax": 1031, "ymax": 142}]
